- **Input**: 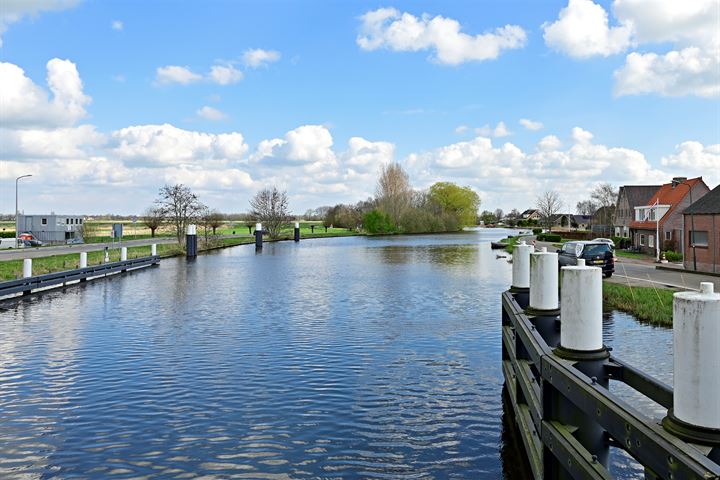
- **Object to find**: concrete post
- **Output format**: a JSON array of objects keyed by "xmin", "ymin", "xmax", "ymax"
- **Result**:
[
  {"xmin": 552, "ymin": 258, "xmax": 610, "ymax": 472},
  {"xmin": 255, "ymin": 223, "xmax": 263, "ymax": 250},
  {"xmin": 559, "ymin": 259, "xmax": 604, "ymax": 352},
  {"xmin": 528, "ymin": 247, "xmax": 561, "ymax": 348},
  {"xmin": 80, "ymin": 252, "xmax": 87, "ymax": 268},
  {"xmin": 23, "ymin": 258, "xmax": 32, "ymax": 278},
  {"xmin": 663, "ymin": 282, "xmax": 720, "ymax": 451},
  {"xmin": 120, "ymin": 247, "xmax": 127, "ymax": 261},
  {"xmin": 511, "ymin": 240, "xmax": 534, "ymax": 308},
  {"xmin": 186, "ymin": 224, "xmax": 197, "ymax": 258},
  {"xmin": 294, "ymin": 222, "xmax": 300, "ymax": 242},
  {"xmin": 151, "ymin": 244, "xmax": 157, "ymax": 256}
]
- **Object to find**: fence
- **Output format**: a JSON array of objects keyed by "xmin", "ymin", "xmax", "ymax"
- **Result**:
[{"xmin": 503, "ymin": 241, "xmax": 720, "ymax": 479}]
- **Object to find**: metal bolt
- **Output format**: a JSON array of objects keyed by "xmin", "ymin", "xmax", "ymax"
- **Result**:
[
  {"xmin": 591, "ymin": 455, "xmax": 598, "ymax": 464},
  {"xmin": 591, "ymin": 376, "xmax": 597, "ymax": 385}
]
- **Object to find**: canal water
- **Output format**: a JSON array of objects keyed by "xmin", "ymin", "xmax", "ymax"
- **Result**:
[{"xmin": 0, "ymin": 229, "xmax": 673, "ymax": 479}]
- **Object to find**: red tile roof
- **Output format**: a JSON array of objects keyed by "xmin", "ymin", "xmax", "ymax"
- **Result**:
[{"xmin": 630, "ymin": 177, "xmax": 705, "ymax": 229}]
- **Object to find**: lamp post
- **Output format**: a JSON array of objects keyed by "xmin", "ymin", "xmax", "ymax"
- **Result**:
[{"xmin": 15, "ymin": 175, "xmax": 32, "ymax": 247}]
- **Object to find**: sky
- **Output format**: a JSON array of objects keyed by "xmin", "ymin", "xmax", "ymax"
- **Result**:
[{"xmin": 0, "ymin": 0, "xmax": 718, "ymax": 215}]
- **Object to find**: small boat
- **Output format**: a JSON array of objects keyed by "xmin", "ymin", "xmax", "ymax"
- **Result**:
[{"xmin": 490, "ymin": 241, "xmax": 507, "ymax": 249}]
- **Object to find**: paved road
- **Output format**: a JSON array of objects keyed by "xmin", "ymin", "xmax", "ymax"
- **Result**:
[
  {"xmin": 0, "ymin": 237, "xmax": 179, "ymax": 260},
  {"xmin": 529, "ymin": 236, "xmax": 718, "ymax": 291}
]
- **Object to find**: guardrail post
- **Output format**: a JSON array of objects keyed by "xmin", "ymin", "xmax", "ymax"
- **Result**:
[
  {"xmin": 121, "ymin": 247, "xmax": 127, "ymax": 261},
  {"xmin": 186, "ymin": 224, "xmax": 197, "ymax": 258},
  {"xmin": 294, "ymin": 222, "xmax": 300, "ymax": 242},
  {"xmin": 104, "ymin": 247, "xmax": 109, "ymax": 263},
  {"xmin": 663, "ymin": 282, "xmax": 720, "ymax": 460},
  {"xmin": 255, "ymin": 223, "xmax": 263, "ymax": 250},
  {"xmin": 549, "ymin": 258, "xmax": 610, "ymax": 474},
  {"xmin": 527, "ymin": 247, "xmax": 560, "ymax": 348},
  {"xmin": 511, "ymin": 240, "xmax": 534, "ymax": 308},
  {"xmin": 151, "ymin": 244, "xmax": 157, "ymax": 256}
]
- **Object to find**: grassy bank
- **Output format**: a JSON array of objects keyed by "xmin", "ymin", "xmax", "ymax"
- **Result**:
[
  {"xmin": 500, "ymin": 235, "xmax": 525, "ymax": 253},
  {"xmin": 603, "ymin": 282, "xmax": 673, "ymax": 326}
]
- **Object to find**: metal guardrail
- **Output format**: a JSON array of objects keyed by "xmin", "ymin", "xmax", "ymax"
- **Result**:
[
  {"xmin": 0, "ymin": 256, "xmax": 160, "ymax": 298},
  {"xmin": 502, "ymin": 290, "xmax": 720, "ymax": 479}
]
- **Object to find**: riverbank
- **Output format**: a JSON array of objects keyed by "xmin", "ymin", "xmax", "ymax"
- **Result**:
[{"xmin": 602, "ymin": 282, "xmax": 673, "ymax": 326}]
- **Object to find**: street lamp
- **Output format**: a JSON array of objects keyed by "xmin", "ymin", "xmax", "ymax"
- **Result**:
[{"xmin": 15, "ymin": 174, "xmax": 32, "ymax": 247}]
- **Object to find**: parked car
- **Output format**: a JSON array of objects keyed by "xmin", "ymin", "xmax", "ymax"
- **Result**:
[
  {"xmin": 591, "ymin": 238, "xmax": 615, "ymax": 248},
  {"xmin": 557, "ymin": 241, "xmax": 615, "ymax": 277},
  {"xmin": 18, "ymin": 232, "xmax": 42, "ymax": 247}
]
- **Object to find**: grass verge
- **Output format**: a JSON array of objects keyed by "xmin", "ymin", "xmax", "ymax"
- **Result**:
[
  {"xmin": 500, "ymin": 235, "xmax": 523, "ymax": 253},
  {"xmin": 602, "ymin": 282, "xmax": 673, "ymax": 327},
  {"xmin": 615, "ymin": 250, "xmax": 654, "ymax": 261}
]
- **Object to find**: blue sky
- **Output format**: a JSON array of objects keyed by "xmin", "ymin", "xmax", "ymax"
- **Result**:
[{"xmin": 1, "ymin": 0, "xmax": 718, "ymax": 215}]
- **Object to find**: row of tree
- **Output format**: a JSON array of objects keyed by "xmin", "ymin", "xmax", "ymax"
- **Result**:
[{"xmin": 320, "ymin": 163, "xmax": 481, "ymax": 234}]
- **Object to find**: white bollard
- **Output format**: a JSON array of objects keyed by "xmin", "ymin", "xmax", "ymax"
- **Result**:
[
  {"xmin": 529, "ymin": 247, "xmax": 559, "ymax": 311},
  {"xmin": 512, "ymin": 241, "xmax": 534, "ymax": 289},
  {"xmin": 560, "ymin": 259, "xmax": 603, "ymax": 351},
  {"xmin": 80, "ymin": 252, "xmax": 87, "ymax": 268},
  {"xmin": 151, "ymin": 244, "xmax": 157, "ymax": 256},
  {"xmin": 295, "ymin": 222, "xmax": 299, "ymax": 229},
  {"xmin": 23, "ymin": 259, "xmax": 32, "ymax": 278},
  {"xmin": 121, "ymin": 247, "xmax": 127, "ymax": 261},
  {"xmin": 672, "ymin": 282, "xmax": 720, "ymax": 429}
]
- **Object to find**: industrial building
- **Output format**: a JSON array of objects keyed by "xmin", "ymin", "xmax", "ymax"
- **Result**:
[{"xmin": 17, "ymin": 214, "xmax": 85, "ymax": 244}]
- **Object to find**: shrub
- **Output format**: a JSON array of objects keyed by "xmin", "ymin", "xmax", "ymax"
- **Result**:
[
  {"xmin": 0, "ymin": 231, "xmax": 15, "ymax": 238},
  {"xmin": 532, "ymin": 228, "xmax": 542, "ymax": 235},
  {"xmin": 537, "ymin": 233, "xmax": 562, "ymax": 242},
  {"xmin": 664, "ymin": 250, "xmax": 683, "ymax": 262},
  {"xmin": 611, "ymin": 236, "xmax": 631, "ymax": 249},
  {"xmin": 363, "ymin": 210, "xmax": 396, "ymax": 234}
]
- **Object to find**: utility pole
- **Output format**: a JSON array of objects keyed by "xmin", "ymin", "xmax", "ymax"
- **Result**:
[{"xmin": 15, "ymin": 175, "xmax": 32, "ymax": 247}]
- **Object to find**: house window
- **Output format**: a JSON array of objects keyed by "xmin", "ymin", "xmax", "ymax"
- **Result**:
[
  {"xmin": 66, "ymin": 218, "xmax": 70, "ymax": 224},
  {"xmin": 665, "ymin": 231, "xmax": 671, "ymax": 241},
  {"xmin": 639, "ymin": 234, "xmax": 645, "ymax": 246},
  {"xmin": 649, "ymin": 235, "xmax": 655, "ymax": 248},
  {"xmin": 79, "ymin": 218, "xmax": 83, "ymax": 224},
  {"xmin": 690, "ymin": 231, "xmax": 709, "ymax": 247},
  {"xmin": 41, "ymin": 218, "xmax": 47, "ymax": 225}
]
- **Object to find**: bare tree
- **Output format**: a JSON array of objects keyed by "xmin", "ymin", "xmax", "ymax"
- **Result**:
[
  {"xmin": 536, "ymin": 191, "xmax": 563, "ymax": 231},
  {"xmin": 142, "ymin": 206, "xmax": 164, "ymax": 237},
  {"xmin": 376, "ymin": 162, "xmax": 412, "ymax": 226},
  {"xmin": 155, "ymin": 184, "xmax": 206, "ymax": 243},
  {"xmin": 494, "ymin": 208, "xmax": 504, "ymax": 221},
  {"xmin": 250, "ymin": 187, "xmax": 290, "ymax": 239},
  {"xmin": 591, "ymin": 183, "xmax": 618, "ymax": 208},
  {"xmin": 207, "ymin": 209, "xmax": 224, "ymax": 235},
  {"xmin": 576, "ymin": 200, "xmax": 598, "ymax": 216}
]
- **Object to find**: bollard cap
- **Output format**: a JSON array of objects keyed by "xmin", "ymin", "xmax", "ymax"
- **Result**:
[
  {"xmin": 256, "ymin": 222, "xmax": 262, "ymax": 230},
  {"xmin": 674, "ymin": 281, "xmax": 720, "ymax": 302},
  {"xmin": 295, "ymin": 222, "xmax": 300, "ymax": 228},
  {"xmin": 539, "ymin": 247, "xmax": 547, "ymax": 253}
]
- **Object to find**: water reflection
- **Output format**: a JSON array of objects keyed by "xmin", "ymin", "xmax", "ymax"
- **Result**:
[{"xmin": 0, "ymin": 230, "xmax": 673, "ymax": 479}]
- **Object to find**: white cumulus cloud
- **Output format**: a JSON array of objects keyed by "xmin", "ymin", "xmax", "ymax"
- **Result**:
[
  {"xmin": 196, "ymin": 106, "xmax": 228, "ymax": 121},
  {"xmin": 155, "ymin": 65, "xmax": 203, "ymax": 85},
  {"xmin": 0, "ymin": 58, "xmax": 91, "ymax": 128},
  {"xmin": 208, "ymin": 64, "xmax": 243, "ymax": 85},
  {"xmin": 542, "ymin": 0, "xmax": 633, "ymax": 58},
  {"xmin": 519, "ymin": 118, "xmax": 543, "ymax": 130},
  {"xmin": 357, "ymin": 7, "xmax": 527, "ymax": 65},
  {"xmin": 475, "ymin": 121, "xmax": 511, "ymax": 138},
  {"xmin": 243, "ymin": 48, "xmax": 281, "ymax": 68},
  {"xmin": 0, "ymin": 0, "xmax": 81, "ymax": 46}
]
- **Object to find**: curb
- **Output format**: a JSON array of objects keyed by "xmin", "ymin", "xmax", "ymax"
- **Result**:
[{"xmin": 656, "ymin": 265, "xmax": 720, "ymax": 278}]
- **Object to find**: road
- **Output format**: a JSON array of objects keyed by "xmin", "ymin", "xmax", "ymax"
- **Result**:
[
  {"xmin": 0, "ymin": 237, "xmax": 179, "ymax": 260},
  {"xmin": 529, "ymin": 237, "xmax": 719, "ymax": 292}
]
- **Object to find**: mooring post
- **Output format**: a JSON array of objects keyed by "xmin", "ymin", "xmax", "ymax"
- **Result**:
[
  {"xmin": 663, "ymin": 282, "xmax": 720, "ymax": 461},
  {"xmin": 121, "ymin": 247, "xmax": 127, "ymax": 261},
  {"xmin": 151, "ymin": 244, "xmax": 157, "ymax": 256},
  {"xmin": 22, "ymin": 258, "xmax": 32, "ymax": 295},
  {"xmin": 186, "ymin": 224, "xmax": 197, "ymax": 258},
  {"xmin": 547, "ymin": 258, "xmax": 610, "ymax": 475},
  {"xmin": 104, "ymin": 246, "xmax": 109, "ymax": 263},
  {"xmin": 255, "ymin": 223, "xmax": 263, "ymax": 250},
  {"xmin": 294, "ymin": 222, "xmax": 300, "ymax": 242},
  {"xmin": 527, "ymin": 247, "xmax": 561, "ymax": 348},
  {"xmin": 510, "ymin": 240, "xmax": 534, "ymax": 309},
  {"xmin": 79, "ymin": 252, "xmax": 88, "ymax": 282}
]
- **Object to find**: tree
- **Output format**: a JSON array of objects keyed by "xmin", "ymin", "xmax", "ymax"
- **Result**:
[
  {"xmin": 427, "ymin": 182, "xmax": 481, "ymax": 227},
  {"xmin": 155, "ymin": 184, "xmax": 206, "ymax": 243},
  {"xmin": 363, "ymin": 210, "xmax": 395, "ymax": 233},
  {"xmin": 376, "ymin": 163, "xmax": 412, "ymax": 226},
  {"xmin": 591, "ymin": 183, "xmax": 618, "ymax": 208},
  {"xmin": 480, "ymin": 210, "xmax": 496, "ymax": 224},
  {"xmin": 207, "ymin": 209, "xmax": 224, "ymax": 235},
  {"xmin": 494, "ymin": 208, "xmax": 504, "ymax": 222},
  {"xmin": 142, "ymin": 206, "xmax": 164, "ymax": 237},
  {"xmin": 536, "ymin": 190, "xmax": 563, "ymax": 231},
  {"xmin": 249, "ymin": 186, "xmax": 289, "ymax": 239},
  {"xmin": 576, "ymin": 200, "xmax": 598, "ymax": 216}
]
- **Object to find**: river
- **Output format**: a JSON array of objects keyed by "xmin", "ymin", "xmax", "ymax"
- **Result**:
[{"xmin": 0, "ymin": 229, "xmax": 673, "ymax": 478}]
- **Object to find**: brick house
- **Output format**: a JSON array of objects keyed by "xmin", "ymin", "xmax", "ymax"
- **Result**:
[
  {"xmin": 683, "ymin": 184, "xmax": 720, "ymax": 273},
  {"xmin": 591, "ymin": 206, "xmax": 615, "ymax": 236},
  {"xmin": 629, "ymin": 177, "xmax": 710, "ymax": 255},
  {"xmin": 613, "ymin": 185, "xmax": 659, "ymax": 238}
]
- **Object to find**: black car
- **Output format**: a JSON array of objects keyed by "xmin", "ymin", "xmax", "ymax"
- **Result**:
[{"xmin": 557, "ymin": 241, "xmax": 615, "ymax": 277}]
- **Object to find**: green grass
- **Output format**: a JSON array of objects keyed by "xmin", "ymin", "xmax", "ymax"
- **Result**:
[
  {"xmin": 603, "ymin": 282, "xmax": 674, "ymax": 326},
  {"xmin": 500, "ymin": 235, "xmax": 524, "ymax": 253},
  {"xmin": 615, "ymin": 250, "xmax": 654, "ymax": 260}
]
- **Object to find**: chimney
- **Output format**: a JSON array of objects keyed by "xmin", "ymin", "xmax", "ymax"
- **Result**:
[{"xmin": 671, "ymin": 177, "xmax": 687, "ymax": 188}]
